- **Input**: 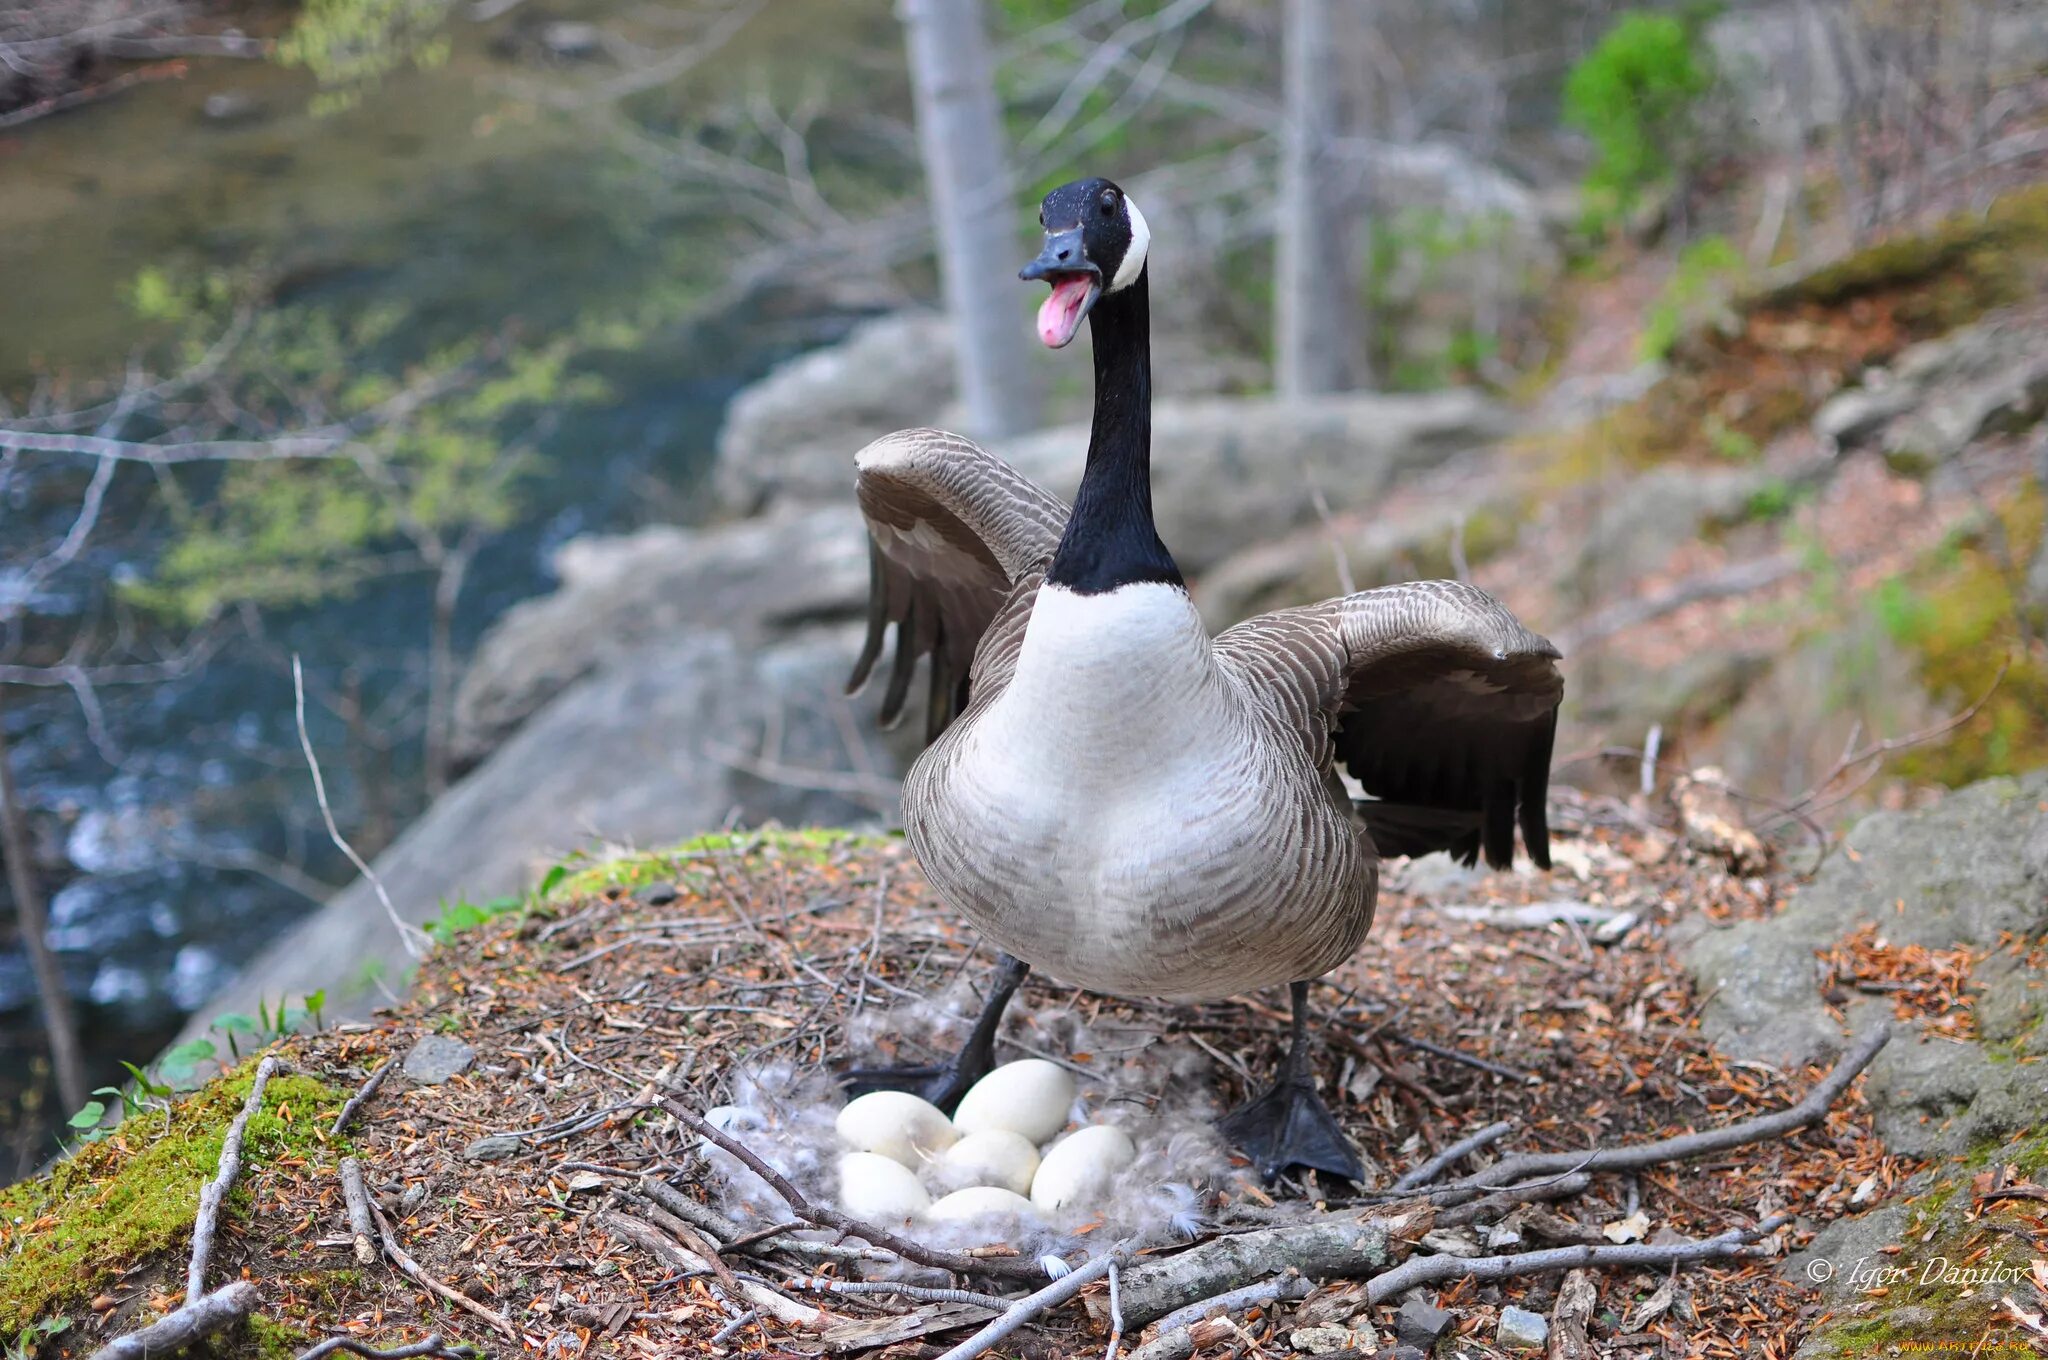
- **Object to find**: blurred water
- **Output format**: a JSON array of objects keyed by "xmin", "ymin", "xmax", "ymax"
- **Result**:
[{"xmin": 0, "ymin": 1, "xmax": 884, "ymax": 1147}]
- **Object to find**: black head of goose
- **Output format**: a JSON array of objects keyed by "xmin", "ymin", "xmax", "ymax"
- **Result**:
[{"xmin": 842, "ymin": 178, "xmax": 1563, "ymax": 1185}]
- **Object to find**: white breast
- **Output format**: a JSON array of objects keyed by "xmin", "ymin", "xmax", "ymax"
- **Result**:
[{"xmin": 905, "ymin": 582, "xmax": 1371, "ymax": 1000}]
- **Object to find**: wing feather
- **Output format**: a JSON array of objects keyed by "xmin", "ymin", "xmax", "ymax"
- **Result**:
[
  {"xmin": 851, "ymin": 429, "xmax": 1067, "ymax": 743},
  {"xmin": 1215, "ymin": 579, "xmax": 1563, "ymax": 869}
]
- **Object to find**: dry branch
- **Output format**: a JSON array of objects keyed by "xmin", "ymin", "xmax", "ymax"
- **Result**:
[
  {"xmin": 189, "ymin": 1054, "xmax": 280, "ymax": 1298},
  {"xmin": 330, "ymin": 1061, "xmax": 392, "ymax": 1137},
  {"xmin": 1100, "ymin": 1208, "xmax": 1427, "ymax": 1329},
  {"xmin": 935, "ymin": 1247, "xmax": 1129, "ymax": 1360},
  {"xmin": 1425, "ymin": 1023, "xmax": 1889, "ymax": 1203},
  {"xmin": 1361, "ymin": 1213, "xmax": 1789, "ymax": 1302},
  {"xmin": 371, "ymin": 1203, "xmax": 518, "ymax": 1339},
  {"xmin": 292, "ymin": 1333, "xmax": 477, "ymax": 1360},
  {"xmin": 1391, "ymin": 1120, "xmax": 1514, "ymax": 1192},
  {"xmin": 596, "ymin": 1210, "xmax": 821, "ymax": 1326},
  {"xmin": 339, "ymin": 1157, "xmax": 377, "ymax": 1267},
  {"xmin": 84, "ymin": 1281, "xmax": 260, "ymax": 1360}
]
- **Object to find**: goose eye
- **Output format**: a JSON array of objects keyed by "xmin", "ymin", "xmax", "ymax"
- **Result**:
[{"xmin": 1098, "ymin": 193, "xmax": 1116, "ymax": 217}]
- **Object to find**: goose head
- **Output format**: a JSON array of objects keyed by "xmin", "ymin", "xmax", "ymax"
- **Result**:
[{"xmin": 1019, "ymin": 176, "xmax": 1150, "ymax": 349}]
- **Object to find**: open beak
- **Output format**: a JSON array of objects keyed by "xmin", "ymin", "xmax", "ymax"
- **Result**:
[{"xmin": 1020, "ymin": 228, "xmax": 1101, "ymax": 349}]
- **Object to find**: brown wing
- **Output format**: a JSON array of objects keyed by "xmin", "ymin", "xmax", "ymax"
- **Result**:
[
  {"xmin": 849, "ymin": 428, "xmax": 1068, "ymax": 743},
  {"xmin": 1214, "ymin": 579, "xmax": 1563, "ymax": 869}
]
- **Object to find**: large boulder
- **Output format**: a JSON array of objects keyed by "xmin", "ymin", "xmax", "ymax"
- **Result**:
[
  {"xmin": 715, "ymin": 312, "xmax": 959, "ymax": 513},
  {"xmin": 1002, "ymin": 390, "xmax": 1512, "ymax": 576},
  {"xmin": 1677, "ymin": 771, "xmax": 2048, "ymax": 1155},
  {"xmin": 451, "ymin": 505, "xmax": 867, "ymax": 768},
  {"xmin": 170, "ymin": 624, "xmax": 894, "ymax": 1043}
]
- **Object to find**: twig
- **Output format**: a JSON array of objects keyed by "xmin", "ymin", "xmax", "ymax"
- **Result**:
[
  {"xmin": 340, "ymin": 1157, "xmax": 377, "ymax": 1267},
  {"xmin": 935, "ymin": 1247, "xmax": 1129, "ymax": 1360},
  {"xmin": 1426, "ymin": 1024, "xmax": 1889, "ymax": 1203},
  {"xmin": 1106, "ymin": 1211, "xmax": 1419, "ymax": 1328},
  {"xmin": 789, "ymin": 1279, "xmax": 1016, "ymax": 1311},
  {"xmin": 292, "ymin": 1333, "xmax": 478, "ymax": 1360},
  {"xmin": 1362, "ymin": 1214, "xmax": 1789, "ymax": 1302},
  {"xmin": 1434, "ymin": 1172, "xmax": 1592, "ymax": 1228},
  {"xmin": 189, "ymin": 1054, "xmax": 280, "ymax": 1299},
  {"xmin": 372, "ymin": 1202, "xmax": 518, "ymax": 1339},
  {"xmin": 1126, "ymin": 1277, "xmax": 1314, "ymax": 1360},
  {"xmin": 664, "ymin": 1099, "xmax": 1042, "ymax": 1279},
  {"xmin": 1103, "ymin": 1260, "xmax": 1124, "ymax": 1360},
  {"xmin": 708, "ymin": 1310, "xmax": 759, "ymax": 1346},
  {"xmin": 598, "ymin": 1211, "xmax": 820, "ymax": 1325},
  {"xmin": 1391, "ymin": 1121, "xmax": 1514, "ymax": 1192},
  {"xmin": 1388, "ymin": 1031, "xmax": 1540, "ymax": 1085},
  {"xmin": 84, "ymin": 1281, "xmax": 259, "ymax": 1360},
  {"xmin": 330, "ymin": 1061, "xmax": 393, "ymax": 1137},
  {"xmin": 1776, "ymin": 659, "xmax": 2010, "ymax": 821},
  {"xmin": 295, "ymin": 656, "xmax": 429, "ymax": 959}
]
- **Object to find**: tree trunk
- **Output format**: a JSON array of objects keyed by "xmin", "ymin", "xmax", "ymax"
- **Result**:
[
  {"xmin": 900, "ymin": 0, "xmax": 1041, "ymax": 440},
  {"xmin": 422, "ymin": 544, "xmax": 475, "ymax": 799},
  {"xmin": 0, "ymin": 687, "xmax": 88, "ymax": 1118},
  {"xmin": 1274, "ymin": 0, "xmax": 1363, "ymax": 395}
]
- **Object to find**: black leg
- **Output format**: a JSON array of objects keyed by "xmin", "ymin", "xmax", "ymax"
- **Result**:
[
  {"xmin": 1216, "ymin": 980, "xmax": 1367, "ymax": 1184},
  {"xmin": 840, "ymin": 953, "xmax": 1028, "ymax": 1112}
]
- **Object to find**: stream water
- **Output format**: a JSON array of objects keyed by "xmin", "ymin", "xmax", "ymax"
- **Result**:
[{"xmin": 0, "ymin": 0, "xmax": 895, "ymax": 1157}]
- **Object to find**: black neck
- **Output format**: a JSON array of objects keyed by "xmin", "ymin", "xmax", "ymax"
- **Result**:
[{"xmin": 1045, "ymin": 269, "xmax": 1183, "ymax": 594}]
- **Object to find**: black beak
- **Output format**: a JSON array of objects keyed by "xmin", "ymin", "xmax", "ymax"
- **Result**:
[{"xmin": 1019, "ymin": 228, "xmax": 1096, "ymax": 283}]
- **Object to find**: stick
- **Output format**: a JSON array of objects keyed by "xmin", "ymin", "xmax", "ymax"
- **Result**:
[
  {"xmin": 1427, "ymin": 1024, "xmax": 1889, "ymax": 1203},
  {"xmin": 1125, "ymin": 1277, "xmax": 1314, "ymax": 1360},
  {"xmin": 664, "ymin": 1099, "xmax": 1041, "ymax": 1279},
  {"xmin": 292, "ymin": 1333, "xmax": 478, "ymax": 1360},
  {"xmin": 1434, "ymin": 1172, "xmax": 1591, "ymax": 1228},
  {"xmin": 1388, "ymin": 1031, "xmax": 1540, "ymax": 1085},
  {"xmin": 1362, "ymin": 1214, "xmax": 1789, "ymax": 1303},
  {"xmin": 596, "ymin": 1211, "xmax": 821, "ymax": 1326},
  {"xmin": 634, "ymin": 1178, "xmax": 893, "ymax": 1268},
  {"xmin": 339, "ymin": 1158, "xmax": 377, "ymax": 1266},
  {"xmin": 330, "ymin": 1062, "xmax": 393, "ymax": 1137},
  {"xmin": 1391, "ymin": 1121, "xmax": 1514, "ymax": 1192},
  {"xmin": 189, "ymin": 1055, "xmax": 280, "ymax": 1299},
  {"xmin": 372, "ymin": 1203, "xmax": 518, "ymax": 1339},
  {"xmin": 85, "ymin": 1281, "xmax": 259, "ymax": 1360},
  {"xmin": 1105, "ymin": 1209, "xmax": 1423, "ymax": 1328},
  {"xmin": 934, "ymin": 1248, "xmax": 1128, "ymax": 1360},
  {"xmin": 791, "ymin": 1279, "xmax": 1015, "ymax": 1311}
]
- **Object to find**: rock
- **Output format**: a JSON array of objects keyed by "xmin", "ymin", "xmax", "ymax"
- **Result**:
[
  {"xmin": 1678, "ymin": 771, "xmax": 2048, "ymax": 1148},
  {"xmin": 1029, "ymin": 1124, "xmax": 1137, "ymax": 1212},
  {"xmin": 1558, "ymin": 466, "xmax": 1782, "ymax": 607},
  {"xmin": 638, "ymin": 882, "xmax": 678, "ymax": 906},
  {"xmin": 1883, "ymin": 352, "xmax": 2048, "ymax": 472},
  {"xmin": 167, "ymin": 626, "xmax": 895, "ymax": 1049},
  {"xmin": 835, "ymin": 1091, "xmax": 959, "ymax": 1170},
  {"xmin": 450, "ymin": 506, "xmax": 867, "ymax": 767},
  {"xmin": 1288, "ymin": 1324, "xmax": 1360, "ymax": 1355},
  {"xmin": 951, "ymin": 1059, "xmax": 1077, "ymax": 1145},
  {"xmin": 538, "ymin": 21, "xmax": 604, "ymax": 59},
  {"xmin": 464, "ymin": 1133, "xmax": 525, "ymax": 1161},
  {"xmin": 1393, "ymin": 1295, "xmax": 1454, "ymax": 1350},
  {"xmin": 400, "ymin": 1034, "xmax": 476, "ymax": 1085},
  {"xmin": 1195, "ymin": 490, "xmax": 1523, "ymax": 630},
  {"xmin": 200, "ymin": 92, "xmax": 263, "ymax": 124},
  {"xmin": 1813, "ymin": 383, "xmax": 1914, "ymax": 448},
  {"xmin": 1673, "ymin": 767, "xmax": 1769, "ymax": 872},
  {"xmin": 1496, "ymin": 1305, "xmax": 1548, "ymax": 1351},
  {"xmin": 715, "ymin": 313, "xmax": 960, "ymax": 512},
  {"xmin": 1003, "ymin": 391, "xmax": 1510, "ymax": 577},
  {"xmin": 837, "ymin": 1151, "xmax": 931, "ymax": 1222}
]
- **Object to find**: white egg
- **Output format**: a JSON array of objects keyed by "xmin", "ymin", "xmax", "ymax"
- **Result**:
[
  {"xmin": 925, "ymin": 1186, "xmax": 1039, "ymax": 1224},
  {"xmin": 935, "ymin": 1129, "xmax": 1041, "ymax": 1195},
  {"xmin": 836, "ymin": 1091, "xmax": 960, "ymax": 1169},
  {"xmin": 1029, "ymin": 1124, "xmax": 1137, "ymax": 1212},
  {"xmin": 837, "ymin": 1151, "xmax": 932, "ymax": 1222},
  {"xmin": 952, "ymin": 1060, "xmax": 1077, "ymax": 1145}
]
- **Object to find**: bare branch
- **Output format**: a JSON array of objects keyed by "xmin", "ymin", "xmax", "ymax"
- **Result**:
[
  {"xmin": 84, "ymin": 1281, "xmax": 260, "ymax": 1360},
  {"xmin": 189, "ymin": 1054, "xmax": 281, "ymax": 1298}
]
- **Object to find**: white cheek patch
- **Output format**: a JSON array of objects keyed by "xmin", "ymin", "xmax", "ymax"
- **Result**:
[{"xmin": 1110, "ymin": 197, "xmax": 1149, "ymax": 293}]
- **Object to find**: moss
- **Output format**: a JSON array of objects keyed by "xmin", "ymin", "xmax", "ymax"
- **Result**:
[
  {"xmin": 1880, "ymin": 484, "xmax": 2048, "ymax": 786},
  {"xmin": 0, "ymin": 1058, "xmax": 346, "ymax": 1331},
  {"xmin": 241, "ymin": 1313, "xmax": 314, "ymax": 1360},
  {"xmin": 554, "ymin": 828, "xmax": 889, "ymax": 902}
]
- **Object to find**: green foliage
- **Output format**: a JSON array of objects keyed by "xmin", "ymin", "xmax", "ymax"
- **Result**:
[
  {"xmin": 1640, "ymin": 234, "xmax": 1743, "ymax": 361},
  {"xmin": 277, "ymin": 0, "xmax": 455, "ymax": 116},
  {"xmin": 3, "ymin": 1316, "xmax": 69, "ymax": 1360},
  {"xmin": 0, "ymin": 1063, "xmax": 347, "ymax": 1331},
  {"xmin": 1563, "ymin": 10, "xmax": 1717, "ymax": 228},
  {"xmin": 131, "ymin": 286, "xmax": 603, "ymax": 627},
  {"xmin": 1366, "ymin": 208, "xmax": 1520, "ymax": 390},
  {"xmin": 426, "ymin": 893, "xmax": 524, "ymax": 944}
]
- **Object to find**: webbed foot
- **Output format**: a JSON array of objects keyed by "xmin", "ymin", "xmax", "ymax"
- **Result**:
[{"xmin": 1217, "ymin": 1074, "xmax": 1366, "ymax": 1183}]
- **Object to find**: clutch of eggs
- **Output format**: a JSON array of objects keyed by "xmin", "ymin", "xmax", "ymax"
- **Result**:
[{"xmin": 833, "ymin": 1059, "xmax": 1136, "ymax": 1224}]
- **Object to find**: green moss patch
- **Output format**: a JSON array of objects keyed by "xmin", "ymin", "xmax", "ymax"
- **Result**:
[
  {"xmin": 0, "ymin": 1060, "xmax": 347, "ymax": 1332},
  {"xmin": 551, "ymin": 827, "xmax": 890, "ymax": 903}
]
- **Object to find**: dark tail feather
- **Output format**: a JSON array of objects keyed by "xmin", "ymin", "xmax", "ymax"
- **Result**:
[
  {"xmin": 1519, "ymin": 712, "xmax": 1557, "ymax": 871},
  {"xmin": 1355, "ymin": 801, "xmax": 1484, "ymax": 864}
]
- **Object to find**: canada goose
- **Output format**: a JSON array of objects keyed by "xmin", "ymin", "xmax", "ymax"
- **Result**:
[{"xmin": 845, "ymin": 177, "xmax": 1562, "ymax": 1180}]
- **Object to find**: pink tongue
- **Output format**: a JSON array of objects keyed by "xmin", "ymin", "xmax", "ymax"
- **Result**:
[{"xmin": 1037, "ymin": 276, "xmax": 1092, "ymax": 348}]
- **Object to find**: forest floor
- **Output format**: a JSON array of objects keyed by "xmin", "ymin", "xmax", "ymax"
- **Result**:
[{"xmin": 4, "ymin": 819, "xmax": 1964, "ymax": 1360}]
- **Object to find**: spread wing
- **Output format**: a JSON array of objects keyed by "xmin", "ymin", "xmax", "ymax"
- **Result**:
[
  {"xmin": 1214, "ymin": 579, "xmax": 1563, "ymax": 869},
  {"xmin": 849, "ymin": 428, "xmax": 1068, "ymax": 742}
]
